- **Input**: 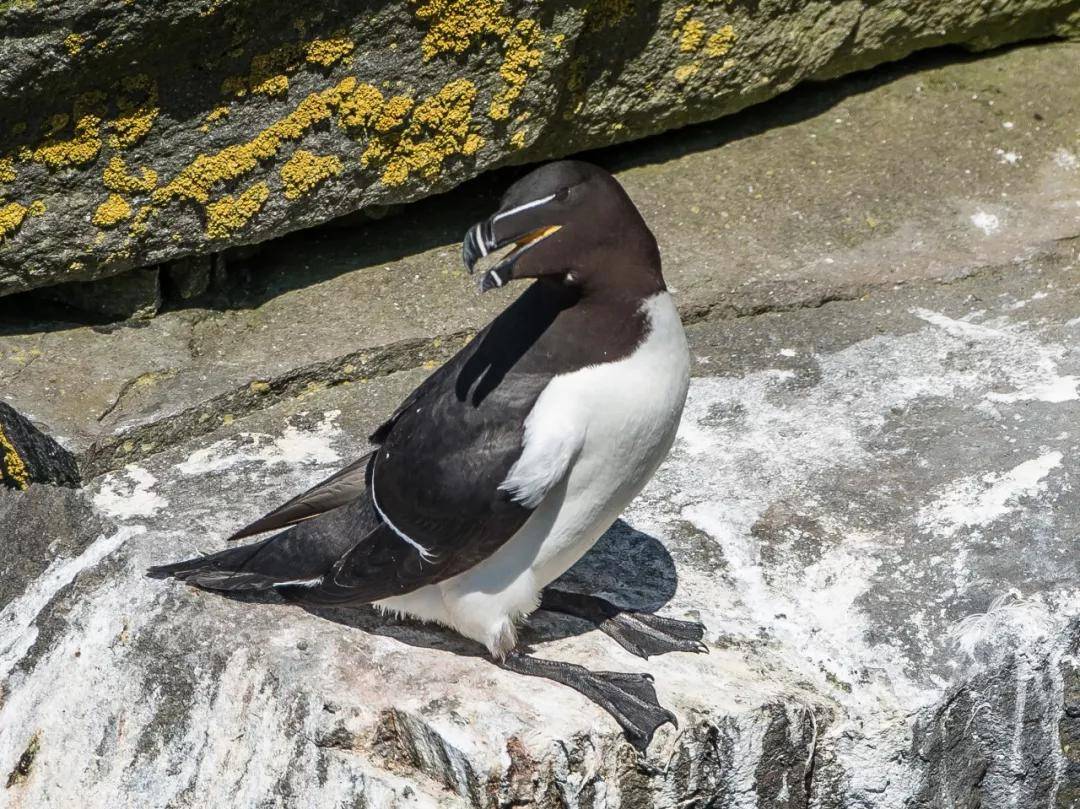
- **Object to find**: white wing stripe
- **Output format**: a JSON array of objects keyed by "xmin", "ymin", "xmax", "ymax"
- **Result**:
[{"xmin": 370, "ymin": 463, "xmax": 436, "ymax": 561}]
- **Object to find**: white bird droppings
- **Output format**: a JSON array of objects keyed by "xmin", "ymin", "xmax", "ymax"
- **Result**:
[
  {"xmin": 92, "ymin": 465, "xmax": 168, "ymax": 520},
  {"xmin": 178, "ymin": 411, "xmax": 342, "ymax": 475},
  {"xmin": 971, "ymin": 211, "xmax": 1001, "ymax": 235},
  {"xmin": 917, "ymin": 452, "xmax": 1063, "ymax": 538}
]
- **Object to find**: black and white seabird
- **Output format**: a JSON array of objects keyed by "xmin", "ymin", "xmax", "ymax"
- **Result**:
[{"xmin": 149, "ymin": 160, "xmax": 705, "ymax": 751}]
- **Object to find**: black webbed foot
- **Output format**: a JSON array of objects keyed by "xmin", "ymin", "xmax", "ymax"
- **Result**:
[
  {"xmin": 540, "ymin": 588, "xmax": 708, "ymax": 659},
  {"xmin": 500, "ymin": 652, "xmax": 676, "ymax": 752}
]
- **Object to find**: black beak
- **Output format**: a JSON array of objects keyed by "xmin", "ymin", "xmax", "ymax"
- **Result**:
[
  {"xmin": 462, "ymin": 221, "xmax": 495, "ymax": 275},
  {"xmin": 461, "ymin": 199, "xmax": 562, "ymax": 293}
]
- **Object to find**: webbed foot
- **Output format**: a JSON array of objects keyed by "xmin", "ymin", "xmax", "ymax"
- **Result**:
[
  {"xmin": 500, "ymin": 651, "xmax": 676, "ymax": 752},
  {"xmin": 541, "ymin": 588, "xmax": 708, "ymax": 659}
]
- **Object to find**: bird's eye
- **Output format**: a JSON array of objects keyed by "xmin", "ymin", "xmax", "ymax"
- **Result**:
[{"xmin": 553, "ymin": 186, "xmax": 570, "ymax": 202}]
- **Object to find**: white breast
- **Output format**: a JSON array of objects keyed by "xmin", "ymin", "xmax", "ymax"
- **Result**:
[{"xmin": 375, "ymin": 291, "xmax": 691, "ymax": 657}]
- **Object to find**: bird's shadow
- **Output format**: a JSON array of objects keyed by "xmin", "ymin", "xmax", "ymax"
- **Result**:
[{"xmin": 291, "ymin": 518, "xmax": 679, "ymax": 659}]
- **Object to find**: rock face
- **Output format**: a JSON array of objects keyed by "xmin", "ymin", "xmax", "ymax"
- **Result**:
[
  {"xmin": 3, "ymin": 39, "xmax": 1080, "ymax": 480},
  {"xmin": 0, "ymin": 403, "xmax": 79, "ymax": 490},
  {"xmin": 1, "ymin": 0, "xmax": 1078, "ymax": 297},
  {"xmin": 2, "ymin": 35, "xmax": 1080, "ymax": 807},
  {"xmin": 2, "ymin": 249, "xmax": 1080, "ymax": 807}
]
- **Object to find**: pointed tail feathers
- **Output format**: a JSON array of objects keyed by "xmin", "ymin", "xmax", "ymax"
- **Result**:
[{"xmin": 147, "ymin": 532, "xmax": 324, "ymax": 593}]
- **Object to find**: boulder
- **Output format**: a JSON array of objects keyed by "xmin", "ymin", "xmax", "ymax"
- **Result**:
[
  {"xmin": 1, "ymin": 247, "xmax": 1078, "ymax": 806},
  {"xmin": 0, "ymin": 402, "xmax": 79, "ymax": 490},
  {"xmin": 0, "ymin": 483, "xmax": 108, "ymax": 609},
  {"xmin": 1, "ymin": 0, "xmax": 1078, "ymax": 299}
]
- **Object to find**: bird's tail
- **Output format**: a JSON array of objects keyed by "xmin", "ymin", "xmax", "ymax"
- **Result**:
[{"xmin": 147, "ymin": 530, "xmax": 326, "ymax": 593}]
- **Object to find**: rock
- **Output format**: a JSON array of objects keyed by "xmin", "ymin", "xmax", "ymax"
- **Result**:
[
  {"xmin": 0, "ymin": 484, "xmax": 108, "ymax": 609},
  {"xmin": 0, "ymin": 402, "xmax": 79, "ymax": 490},
  {"xmin": 3, "ymin": 40, "xmax": 1080, "ymax": 478},
  {"xmin": 1, "ymin": 0, "xmax": 1078, "ymax": 299},
  {"xmin": 162, "ymin": 256, "xmax": 214, "ymax": 302},
  {"xmin": 30, "ymin": 266, "xmax": 162, "ymax": 321},
  {"xmin": 2, "ymin": 248, "xmax": 1079, "ymax": 806}
]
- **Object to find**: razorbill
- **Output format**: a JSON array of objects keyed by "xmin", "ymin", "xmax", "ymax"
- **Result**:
[{"xmin": 149, "ymin": 160, "xmax": 705, "ymax": 751}]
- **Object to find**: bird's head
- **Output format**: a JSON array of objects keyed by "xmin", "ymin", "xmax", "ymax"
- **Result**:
[{"xmin": 462, "ymin": 160, "xmax": 664, "ymax": 296}]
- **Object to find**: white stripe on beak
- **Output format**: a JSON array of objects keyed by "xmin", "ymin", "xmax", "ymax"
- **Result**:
[{"xmin": 491, "ymin": 192, "xmax": 557, "ymax": 224}]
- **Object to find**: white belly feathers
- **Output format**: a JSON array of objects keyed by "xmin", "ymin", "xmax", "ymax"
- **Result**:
[{"xmin": 375, "ymin": 291, "xmax": 690, "ymax": 657}]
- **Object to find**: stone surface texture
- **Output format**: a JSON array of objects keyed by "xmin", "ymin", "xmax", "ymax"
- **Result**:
[
  {"xmin": 1, "ymin": 0, "xmax": 1079, "ymax": 296},
  {"xmin": 1, "ymin": 37, "xmax": 1080, "ymax": 809},
  {"xmin": 3, "ymin": 41, "xmax": 1080, "ymax": 481},
  {"xmin": 2, "ymin": 248, "xmax": 1079, "ymax": 807},
  {"xmin": 0, "ymin": 402, "xmax": 79, "ymax": 490}
]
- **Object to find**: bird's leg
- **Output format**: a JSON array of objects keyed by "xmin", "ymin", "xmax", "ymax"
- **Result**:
[
  {"xmin": 540, "ymin": 588, "xmax": 707, "ymax": 659},
  {"xmin": 499, "ymin": 650, "xmax": 675, "ymax": 752}
]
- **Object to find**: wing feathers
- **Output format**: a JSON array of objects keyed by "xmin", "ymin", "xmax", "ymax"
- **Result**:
[{"xmin": 227, "ymin": 453, "xmax": 372, "ymax": 541}]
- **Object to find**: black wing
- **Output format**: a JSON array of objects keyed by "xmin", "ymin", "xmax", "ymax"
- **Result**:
[
  {"xmin": 213, "ymin": 283, "xmax": 580, "ymax": 604},
  {"xmin": 343, "ymin": 283, "xmax": 578, "ymax": 587},
  {"xmin": 226, "ymin": 453, "xmax": 372, "ymax": 541}
]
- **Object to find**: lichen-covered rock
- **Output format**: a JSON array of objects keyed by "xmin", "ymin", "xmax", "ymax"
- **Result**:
[
  {"xmin": 0, "ymin": 402, "xmax": 79, "ymax": 490},
  {"xmin": 1, "ymin": 0, "xmax": 1078, "ymax": 297}
]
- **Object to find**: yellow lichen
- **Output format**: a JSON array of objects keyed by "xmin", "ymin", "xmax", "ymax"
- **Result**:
[
  {"xmin": 410, "ymin": 0, "xmax": 513, "ymax": 60},
  {"xmin": 156, "ymin": 78, "xmax": 356, "ymax": 205},
  {"xmin": 674, "ymin": 63, "xmax": 699, "ymax": 83},
  {"xmin": 129, "ymin": 205, "xmax": 154, "ymax": 236},
  {"xmin": 375, "ymin": 96, "xmax": 414, "ymax": 132},
  {"xmin": 280, "ymin": 149, "xmax": 343, "ymax": 199},
  {"xmin": 0, "ymin": 202, "xmax": 28, "ymax": 241},
  {"xmin": 339, "ymin": 82, "xmax": 386, "ymax": 128},
  {"xmin": 704, "ymin": 25, "xmax": 736, "ymax": 57},
  {"xmin": 410, "ymin": 0, "xmax": 542, "ymax": 121},
  {"xmin": 75, "ymin": 90, "xmax": 108, "ymax": 121},
  {"xmin": 92, "ymin": 194, "xmax": 133, "ymax": 227},
  {"xmin": 674, "ymin": 5, "xmax": 693, "ymax": 24},
  {"xmin": 510, "ymin": 128, "xmax": 527, "ymax": 149},
  {"xmin": 45, "ymin": 113, "xmax": 69, "ymax": 135},
  {"xmin": 109, "ymin": 75, "xmax": 159, "ymax": 148},
  {"xmin": 304, "ymin": 34, "xmax": 355, "ymax": 67},
  {"xmin": 680, "ymin": 19, "xmax": 705, "ymax": 52},
  {"xmin": 205, "ymin": 181, "xmax": 269, "ymax": 239},
  {"xmin": 490, "ymin": 18, "xmax": 542, "ymax": 120},
  {"xmin": 360, "ymin": 79, "xmax": 483, "ymax": 187},
  {"xmin": 223, "ymin": 43, "xmax": 302, "ymax": 98},
  {"xmin": 256, "ymin": 75, "xmax": 289, "ymax": 96},
  {"xmin": 0, "ymin": 424, "xmax": 30, "ymax": 491},
  {"xmin": 0, "ymin": 158, "xmax": 14, "ymax": 183},
  {"xmin": 205, "ymin": 106, "xmax": 230, "ymax": 123},
  {"xmin": 63, "ymin": 32, "xmax": 86, "ymax": 56},
  {"xmin": 31, "ymin": 114, "xmax": 101, "ymax": 168},
  {"xmin": 103, "ymin": 155, "xmax": 158, "ymax": 193},
  {"xmin": 27, "ymin": 199, "xmax": 45, "ymax": 216}
]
